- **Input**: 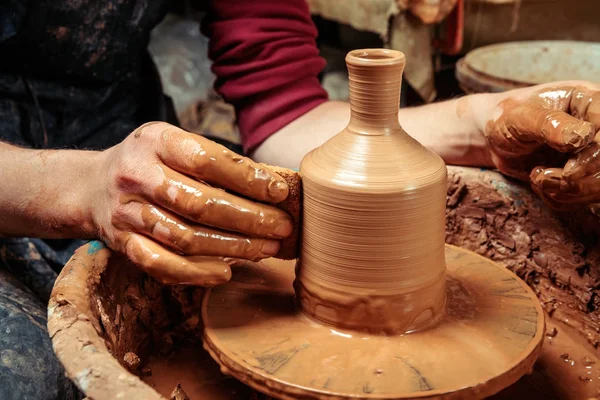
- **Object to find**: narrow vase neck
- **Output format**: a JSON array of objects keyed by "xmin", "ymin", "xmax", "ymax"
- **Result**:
[{"xmin": 346, "ymin": 49, "xmax": 405, "ymax": 135}]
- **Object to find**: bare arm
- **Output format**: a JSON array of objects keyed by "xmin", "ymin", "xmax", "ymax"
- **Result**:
[
  {"xmin": 254, "ymin": 81, "xmax": 600, "ymax": 211},
  {"xmin": 0, "ymin": 142, "xmax": 98, "ymax": 238},
  {"xmin": 252, "ymin": 94, "xmax": 496, "ymax": 169},
  {"xmin": 0, "ymin": 123, "xmax": 293, "ymax": 286}
]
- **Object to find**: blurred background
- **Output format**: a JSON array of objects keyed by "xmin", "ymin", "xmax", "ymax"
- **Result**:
[{"xmin": 148, "ymin": 0, "xmax": 600, "ymax": 145}]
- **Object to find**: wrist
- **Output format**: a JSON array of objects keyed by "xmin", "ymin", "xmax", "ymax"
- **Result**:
[
  {"xmin": 77, "ymin": 149, "xmax": 108, "ymax": 238},
  {"xmin": 0, "ymin": 143, "xmax": 102, "ymax": 238},
  {"xmin": 467, "ymin": 92, "xmax": 502, "ymax": 167},
  {"xmin": 468, "ymin": 92, "xmax": 499, "ymax": 138},
  {"xmin": 48, "ymin": 148, "xmax": 102, "ymax": 238}
]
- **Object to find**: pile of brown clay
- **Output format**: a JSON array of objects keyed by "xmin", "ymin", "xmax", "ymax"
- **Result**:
[{"xmin": 446, "ymin": 167, "xmax": 600, "ymax": 399}]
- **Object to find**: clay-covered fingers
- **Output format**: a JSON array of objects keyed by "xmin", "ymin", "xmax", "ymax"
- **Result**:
[
  {"xmin": 116, "ymin": 202, "xmax": 281, "ymax": 260},
  {"xmin": 530, "ymin": 165, "xmax": 600, "ymax": 209},
  {"xmin": 569, "ymin": 87, "xmax": 600, "ymax": 129},
  {"xmin": 146, "ymin": 165, "xmax": 292, "ymax": 238},
  {"xmin": 123, "ymin": 233, "xmax": 232, "ymax": 286},
  {"xmin": 156, "ymin": 126, "xmax": 289, "ymax": 203},
  {"xmin": 504, "ymin": 103, "xmax": 595, "ymax": 155},
  {"xmin": 491, "ymin": 146, "xmax": 568, "ymax": 182},
  {"xmin": 562, "ymin": 141, "xmax": 600, "ymax": 180}
]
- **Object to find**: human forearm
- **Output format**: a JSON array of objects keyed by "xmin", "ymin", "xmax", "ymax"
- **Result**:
[
  {"xmin": 251, "ymin": 101, "xmax": 349, "ymax": 168},
  {"xmin": 0, "ymin": 142, "xmax": 99, "ymax": 238},
  {"xmin": 398, "ymin": 93, "xmax": 495, "ymax": 167},
  {"xmin": 253, "ymin": 94, "xmax": 497, "ymax": 169},
  {"xmin": 202, "ymin": 0, "xmax": 327, "ymax": 153}
]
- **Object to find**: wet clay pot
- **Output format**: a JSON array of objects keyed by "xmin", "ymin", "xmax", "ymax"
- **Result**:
[
  {"xmin": 296, "ymin": 49, "xmax": 447, "ymax": 335},
  {"xmin": 48, "ymin": 166, "xmax": 600, "ymax": 399}
]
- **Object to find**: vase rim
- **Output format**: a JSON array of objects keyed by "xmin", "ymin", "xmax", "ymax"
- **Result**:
[{"xmin": 346, "ymin": 49, "xmax": 406, "ymax": 66}]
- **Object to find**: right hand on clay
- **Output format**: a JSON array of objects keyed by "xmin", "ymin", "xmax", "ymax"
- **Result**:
[
  {"xmin": 483, "ymin": 82, "xmax": 600, "ymax": 210},
  {"xmin": 89, "ymin": 122, "xmax": 292, "ymax": 286}
]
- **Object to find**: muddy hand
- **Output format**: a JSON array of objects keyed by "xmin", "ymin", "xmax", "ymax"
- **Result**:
[
  {"xmin": 484, "ymin": 84, "xmax": 600, "ymax": 207},
  {"xmin": 89, "ymin": 122, "xmax": 292, "ymax": 286},
  {"xmin": 530, "ymin": 141, "xmax": 600, "ymax": 210}
]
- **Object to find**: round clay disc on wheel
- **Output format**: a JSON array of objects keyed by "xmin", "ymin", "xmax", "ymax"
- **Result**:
[{"xmin": 202, "ymin": 245, "xmax": 545, "ymax": 399}]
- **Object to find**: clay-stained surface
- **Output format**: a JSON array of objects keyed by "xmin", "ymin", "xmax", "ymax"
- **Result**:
[
  {"xmin": 446, "ymin": 166, "xmax": 600, "ymax": 398},
  {"xmin": 143, "ymin": 342, "xmax": 252, "ymax": 399},
  {"xmin": 48, "ymin": 244, "xmax": 164, "ymax": 399},
  {"xmin": 203, "ymin": 246, "xmax": 544, "ymax": 399},
  {"xmin": 49, "ymin": 235, "xmax": 600, "ymax": 400},
  {"xmin": 48, "ymin": 242, "xmax": 211, "ymax": 400},
  {"xmin": 445, "ymin": 166, "xmax": 600, "ymax": 348},
  {"xmin": 48, "ymin": 241, "xmax": 276, "ymax": 400}
]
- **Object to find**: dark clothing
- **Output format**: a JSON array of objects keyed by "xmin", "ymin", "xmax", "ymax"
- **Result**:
[
  {"xmin": 0, "ymin": 240, "xmax": 84, "ymax": 400},
  {"xmin": 0, "ymin": 1, "xmax": 171, "ymax": 398},
  {"xmin": 0, "ymin": 0, "xmax": 326, "ymax": 398},
  {"xmin": 0, "ymin": 0, "xmax": 328, "ymax": 150},
  {"xmin": 0, "ymin": 0, "xmax": 170, "ymax": 149}
]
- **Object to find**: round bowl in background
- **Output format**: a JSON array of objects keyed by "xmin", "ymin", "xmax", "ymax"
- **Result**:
[{"xmin": 456, "ymin": 41, "xmax": 600, "ymax": 93}]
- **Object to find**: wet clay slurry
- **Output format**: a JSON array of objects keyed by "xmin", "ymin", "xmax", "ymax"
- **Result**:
[
  {"xmin": 137, "ymin": 203, "xmax": 277, "ymax": 261},
  {"xmin": 297, "ymin": 49, "xmax": 448, "ymax": 334},
  {"xmin": 143, "ymin": 343, "xmax": 253, "ymax": 400},
  {"xmin": 202, "ymin": 246, "xmax": 545, "ymax": 399}
]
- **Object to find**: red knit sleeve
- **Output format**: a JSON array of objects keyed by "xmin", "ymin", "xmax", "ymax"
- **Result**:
[{"xmin": 201, "ymin": 0, "xmax": 328, "ymax": 153}]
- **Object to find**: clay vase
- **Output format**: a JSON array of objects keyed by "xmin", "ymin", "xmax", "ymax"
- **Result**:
[{"xmin": 295, "ymin": 49, "xmax": 448, "ymax": 334}]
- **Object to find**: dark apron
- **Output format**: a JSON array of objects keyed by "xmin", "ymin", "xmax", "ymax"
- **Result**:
[{"xmin": 0, "ymin": 1, "xmax": 172, "ymax": 399}]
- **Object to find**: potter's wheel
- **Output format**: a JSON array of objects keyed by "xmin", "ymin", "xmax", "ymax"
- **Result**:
[{"xmin": 202, "ymin": 245, "xmax": 545, "ymax": 399}]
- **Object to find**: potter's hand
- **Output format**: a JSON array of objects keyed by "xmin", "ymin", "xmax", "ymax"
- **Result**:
[
  {"xmin": 530, "ymin": 141, "xmax": 600, "ymax": 210},
  {"xmin": 91, "ymin": 122, "xmax": 292, "ymax": 286},
  {"xmin": 484, "ymin": 83, "xmax": 600, "ymax": 209}
]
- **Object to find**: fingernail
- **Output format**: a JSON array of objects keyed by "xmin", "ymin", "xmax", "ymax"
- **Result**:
[
  {"xmin": 261, "ymin": 240, "xmax": 280, "ymax": 256},
  {"xmin": 274, "ymin": 218, "xmax": 293, "ymax": 238},
  {"xmin": 562, "ymin": 162, "xmax": 577, "ymax": 178},
  {"xmin": 268, "ymin": 179, "xmax": 288, "ymax": 200},
  {"xmin": 529, "ymin": 167, "xmax": 543, "ymax": 181},
  {"xmin": 567, "ymin": 122, "xmax": 594, "ymax": 147}
]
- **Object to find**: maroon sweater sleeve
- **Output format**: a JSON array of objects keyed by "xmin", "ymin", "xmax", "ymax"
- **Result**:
[{"xmin": 201, "ymin": 0, "xmax": 328, "ymax": 153}]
